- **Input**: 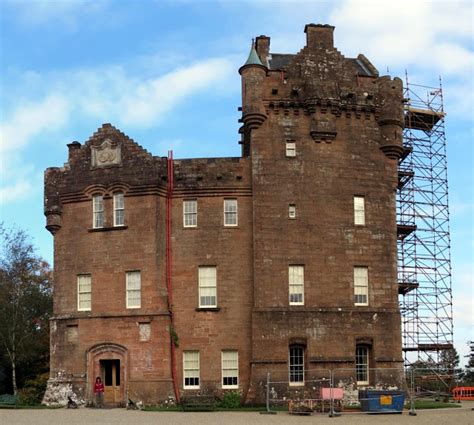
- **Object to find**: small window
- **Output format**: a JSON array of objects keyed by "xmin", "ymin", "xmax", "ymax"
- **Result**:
[
  {"xmin": 66, "ymin": 325, "xmax": 78, "ymax": 343},
  {"xmin": 356, "ymin": 345, "xmax": 369, "ymax": 385},
  {"xmin": 289, "ymin": 265, "xmax": 304, "ymax": 305},
  {"xmin": 224, "ymin": 199, "xmax": 238, "ymax": 226},
  {"xmin": 198, "ymin": 266, "xmax": 217, "ymax": 308},
  {"xmin": 289, "ymin": 346, "xmax": 304, "ymax": 385},
  {"xmin": 126, "ymin": 271, "xmax": 141, "ymax": 309},
  {"xmin": 354, "ymin": 266, "xmax": 368, "ymax": 306},
  {"xmin": 222, "ymin": 351, "xmax": 239, "ymax": 389},
  {"xmin": 183, "ymin": 351, "xmax": 200, "ymax": 389},
  {"xmin": 139, "ymin": 323, "xmax": 151, "ymax": 342},
  {"xmin": 286, "ymin": 142, "xmax": 296, "ymax": 157},
  {"xmin": 354, "ymin": 196, "xmax": 365, "ymax": 225},
  {"xmin": 289, "ymin": 204, "xmax": 296, "ymax": 219},
  {"xmin": 93, "ymin": 195, "xmax": 104, "ymax": 228},
  {"xmin": 114, "ymin": 193, "xmax": 124, "ymax": 226},
  {"xmin": 77, "ymin": 274, "xmax": 91, "ymax": 311},
  {"xmin": 183, "ymin": 200, "xmax": 197, "ymax": 227}
]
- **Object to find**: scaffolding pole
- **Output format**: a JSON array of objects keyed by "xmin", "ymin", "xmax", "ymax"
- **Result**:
[{"xmin": 397, "ymin": 73, "xmax": 453, "ymax": 366}]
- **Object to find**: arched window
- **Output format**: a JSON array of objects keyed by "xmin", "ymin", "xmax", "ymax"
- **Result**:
[{"xmin": 289, "ymin": 345, "xmax": 304, "ymax": 385}]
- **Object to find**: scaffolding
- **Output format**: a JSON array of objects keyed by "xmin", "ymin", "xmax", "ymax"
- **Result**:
[{"xmin": 397, "ymin": 74, "xmax": 453, "ymax": 365}]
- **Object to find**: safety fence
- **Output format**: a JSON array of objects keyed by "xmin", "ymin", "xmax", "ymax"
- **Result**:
[{"xmin": 262, "ymin": 367, "xmax": 458, "ymax": 416}]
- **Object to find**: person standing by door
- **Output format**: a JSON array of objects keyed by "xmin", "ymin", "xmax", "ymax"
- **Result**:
[{"xmin": 94, "ymin": 376, "xmax": 105, "ymax": 407}]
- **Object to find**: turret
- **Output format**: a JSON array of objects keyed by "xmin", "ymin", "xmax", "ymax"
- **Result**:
[
  {"xmin": 239, "ymin": 41, "xmax": 267, "ymax": 133},
  {"xmin": 378, "ymin": 76, "xmax": 404, "ymax": 159}
]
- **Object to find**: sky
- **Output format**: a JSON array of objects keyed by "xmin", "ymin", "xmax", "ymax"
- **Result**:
[{"xmin": 0, "ymin": 0, "xmax": 472, "ymax": 362}]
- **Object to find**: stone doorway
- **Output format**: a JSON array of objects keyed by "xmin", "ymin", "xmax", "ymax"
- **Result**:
[{"xmin": 87, "ymin": 343, "xmax": 128, "ymax": 407}]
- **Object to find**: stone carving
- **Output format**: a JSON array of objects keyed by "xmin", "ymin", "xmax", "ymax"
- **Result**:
[{"xmin": 91, "ymin": 139, "xmax": 121, "ymax": 167}]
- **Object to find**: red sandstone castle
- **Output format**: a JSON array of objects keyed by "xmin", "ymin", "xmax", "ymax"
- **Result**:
[{"xmin": 43, "ymin": 24, "xmax": 404, "ymax": 406}]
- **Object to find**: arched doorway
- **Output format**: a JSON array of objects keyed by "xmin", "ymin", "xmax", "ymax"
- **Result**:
[{"xmin": 86, "ymin": 343, "xmax": 128, "ymax": 406}]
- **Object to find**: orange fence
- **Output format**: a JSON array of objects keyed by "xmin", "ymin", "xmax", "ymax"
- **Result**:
[{"xmin": 452, "ymin": 386, "xmax": 474, "ymax": 401}]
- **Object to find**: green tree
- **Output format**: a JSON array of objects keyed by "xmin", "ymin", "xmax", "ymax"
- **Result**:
[{"xmin": 0, "ymin": 225, "xmax": 52, "ymax": 396}]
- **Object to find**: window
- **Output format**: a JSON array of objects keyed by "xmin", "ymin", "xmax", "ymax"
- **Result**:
[
  {"xmin": 183, "ymin": 351, "xmax": 200, "ymax": 389},
  {"xmin": 93, "ymin": 195, "xmax": 104, "ymax": 228},
  {"xmin": 114, "ymin": 193, "xmax": 124, "ymax": 226},
  {"xmin": 139, "ymin": 323, "xmax": 151, "ymax": 342},
  {"xmin": 354, "ymin": 196, "xmax": 365, "ymax": 225},
  {"xmin": 356, "ymin": 345, "xmax": 369, "ymax": 385},
  {"xmin": 289, "ymin": 346, "xmax": 304, "ymax": 385},
  {"xmin": 183, "ymin": 200, "xmax": 197, "ymax": 227},
  {"xmin": 289, "ymin": 204, "xmax": 296, "ymax": 219},
  {"xmin": 222, "ymin": 351, "xmax": 239, "ymax": 388},
  {"xmin": 198, "ymin": 266, "xmax": 217, "ymax": 307},
  {"xmin": 126, "ymin": 271, "xmax": 141, "ymax": 309},
  {"xmin": 77, "ymin": 274, "xmax": 91, "ymax": 311},
  {"xmin": 224, "ymin": 199, "xmax": 238, "ymax": 226},
  {"xmin": 286, "ymin": 142, "xmax": 296, "ymax": 157},
  {"xmin": 289, "ymin": 265, "xmax": 304, "ymax": 305},
  {"xmin": 354, "ymin": 266, "xmax": 368, "ymax": 306}
]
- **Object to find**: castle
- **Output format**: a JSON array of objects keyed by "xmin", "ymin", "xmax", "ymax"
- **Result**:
[{"xmin": 43, "ymin": 24, "xmax": 404, "ymax": 406}]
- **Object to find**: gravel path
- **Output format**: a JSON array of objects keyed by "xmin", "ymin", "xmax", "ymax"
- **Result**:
[{"xmin": 1, "ymin": 404, "xmax": 473, "ymax": 425}]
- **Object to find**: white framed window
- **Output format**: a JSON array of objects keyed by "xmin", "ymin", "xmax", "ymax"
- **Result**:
[
  {"xmin": 286, "ymin": 142, "xmax": 296, "ymax": 157},
  {"xmin": 183, "ymin": 200, "xmax": 197, "ymax": 227},
  {"xmin": 289, "ymin": 204, "xmax": 296, "ymax": 219},
  {"xmin": 354, "ymin": 196, "xmax": 365, "ymax": 225},
  {"xmin": 113, "ymin": 192, "xmax": 124, "ymax": 226},
  {"xmin": 77, "ymin": 274, "xmax": 91, "ymax": 311},
  {"xmin": 354, "ymin": 266, "xmax": 368, "ymax": 306},
  {"xmin": 289, "ymin": 346, "xmax": 304, "ymax": 385},
  {"xmin": 93, "ymin": 195, "xmax": 104, "ymax": 228},
  {"xmin": 198, "ymin": 266, "xmax": 217, "ymax": 308},
  {"xmin": 289, "ymin": 265, "xmax": 304, "ymax": 305},
  {"xmin": 356, "ymin": 345, "xmax": 369, "ymax": 385},
  {"xmin": 224, "ymin": 199, "xmax": 238, "ymax": 226},
  {"xmin": 222, "ymin": 351, "xmax": 239, "ymax": 389},
  {"xmin": 183, "ymin": 351, "xmax": 200, "ymax": 389},
  {"xmin": 126, "ymin": 271, "xmax": 141, "ymax": 309}
]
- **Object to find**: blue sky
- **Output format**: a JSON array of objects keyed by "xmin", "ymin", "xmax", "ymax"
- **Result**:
[{"xmin": 1, "ymin": 0, "xmax": 472, "ymax": 361}]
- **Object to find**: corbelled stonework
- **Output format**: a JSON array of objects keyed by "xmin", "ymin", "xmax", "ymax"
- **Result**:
[{"xmin": 44, "ymin": 24, "xmax": 403, "ymax": 407}]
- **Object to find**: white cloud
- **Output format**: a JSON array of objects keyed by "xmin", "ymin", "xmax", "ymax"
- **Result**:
[
  {"xmin": 6, "ymin": 0, "xmax": 110, "ymax": 29},
  {"xmin": 0, "ymin": 55, "xmax": 235, "ymax": 203},
  {"xmin": 0, "ymin": 94, "xmax": 70, "ymax": 155},
  {"xmin": 0, "ymin": 179, "xmax": 33, "ymax": 204}
]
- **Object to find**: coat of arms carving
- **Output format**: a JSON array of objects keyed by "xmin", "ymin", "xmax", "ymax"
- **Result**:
[{"xmin": 91, "ymin": 139, "xmax": 121, "ymax": 167}]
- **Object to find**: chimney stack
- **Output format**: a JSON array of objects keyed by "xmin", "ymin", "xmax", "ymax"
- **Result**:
[{"xmin": 304, "ymin": 24, "xmax": 335, "ymax": 50}]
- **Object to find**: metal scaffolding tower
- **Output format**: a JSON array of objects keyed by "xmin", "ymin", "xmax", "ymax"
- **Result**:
[{"xmin": 397, "ymin": 75, "xmax": 454, "ymax": 364}]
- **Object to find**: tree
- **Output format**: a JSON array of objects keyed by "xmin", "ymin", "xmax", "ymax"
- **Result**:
[
  {"xmin": 462, "ymin": 341, "xmax": 474, "ymax": 384},
  {"xmin": 0, "ymin": 225, "xmax": 52, "ymax": 396}
]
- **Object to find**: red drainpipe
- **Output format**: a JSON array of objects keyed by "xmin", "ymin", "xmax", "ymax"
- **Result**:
[{"xmin": 166, "ymin": 150, "xmax": 180, "ymax": 403}]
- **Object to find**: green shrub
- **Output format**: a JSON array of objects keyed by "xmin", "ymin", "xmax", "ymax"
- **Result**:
[
  {"xmin": 219, "ymin": 391, "xmax": 241, "ymax": 408},
  {"xmin": 18, "ymin": 373, "xmax": 49, "ymax": 405}
]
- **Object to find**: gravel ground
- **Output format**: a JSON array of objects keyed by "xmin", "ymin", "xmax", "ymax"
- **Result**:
[{"xmin": 1, "ymin": 403, "xmax": 473, "ymax": 425}]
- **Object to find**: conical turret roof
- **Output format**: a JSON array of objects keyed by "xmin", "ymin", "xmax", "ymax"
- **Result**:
[{"xmin": 243, "ymin": 39, "xmax": 264, "ymax": 66}]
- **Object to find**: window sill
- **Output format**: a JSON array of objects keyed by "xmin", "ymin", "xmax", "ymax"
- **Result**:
[
  {"xmin": 195, "ymin": 307, "xmax": 221, "ymax": 312},
  {"xmin": 223, "ymin": 225, "xmax": 239, "ymax": 229},
  {"xmin": 88, "ymin": 226, "xmax": 128, "ymax": 232},
  {"xmin": 222, "ymin": 385, "xmax": 239, "ymax": 390},
  {"xmin": 289, "ymin": 382, "xmax": 305, "ymax": 387}
]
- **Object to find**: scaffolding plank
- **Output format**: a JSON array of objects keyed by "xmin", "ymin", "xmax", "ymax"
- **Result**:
[{"xmin": 404, "ymin": 106, "xmax": 445, "ymax": 131}]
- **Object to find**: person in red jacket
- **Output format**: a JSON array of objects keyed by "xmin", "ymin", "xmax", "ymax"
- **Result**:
[{"xmin": 94, "ymin": 376, "xmax": 105, "ymax": 407}]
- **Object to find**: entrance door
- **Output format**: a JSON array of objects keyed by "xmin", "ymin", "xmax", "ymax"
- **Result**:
[{"xmin": 100, "ymin": 359, "xmax": 121, "ymax": 405}]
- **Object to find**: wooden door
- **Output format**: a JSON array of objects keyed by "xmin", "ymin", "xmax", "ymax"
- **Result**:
[{"xmin": 101, "ymin": 359, "xmax": 121, "ymax": 405}]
